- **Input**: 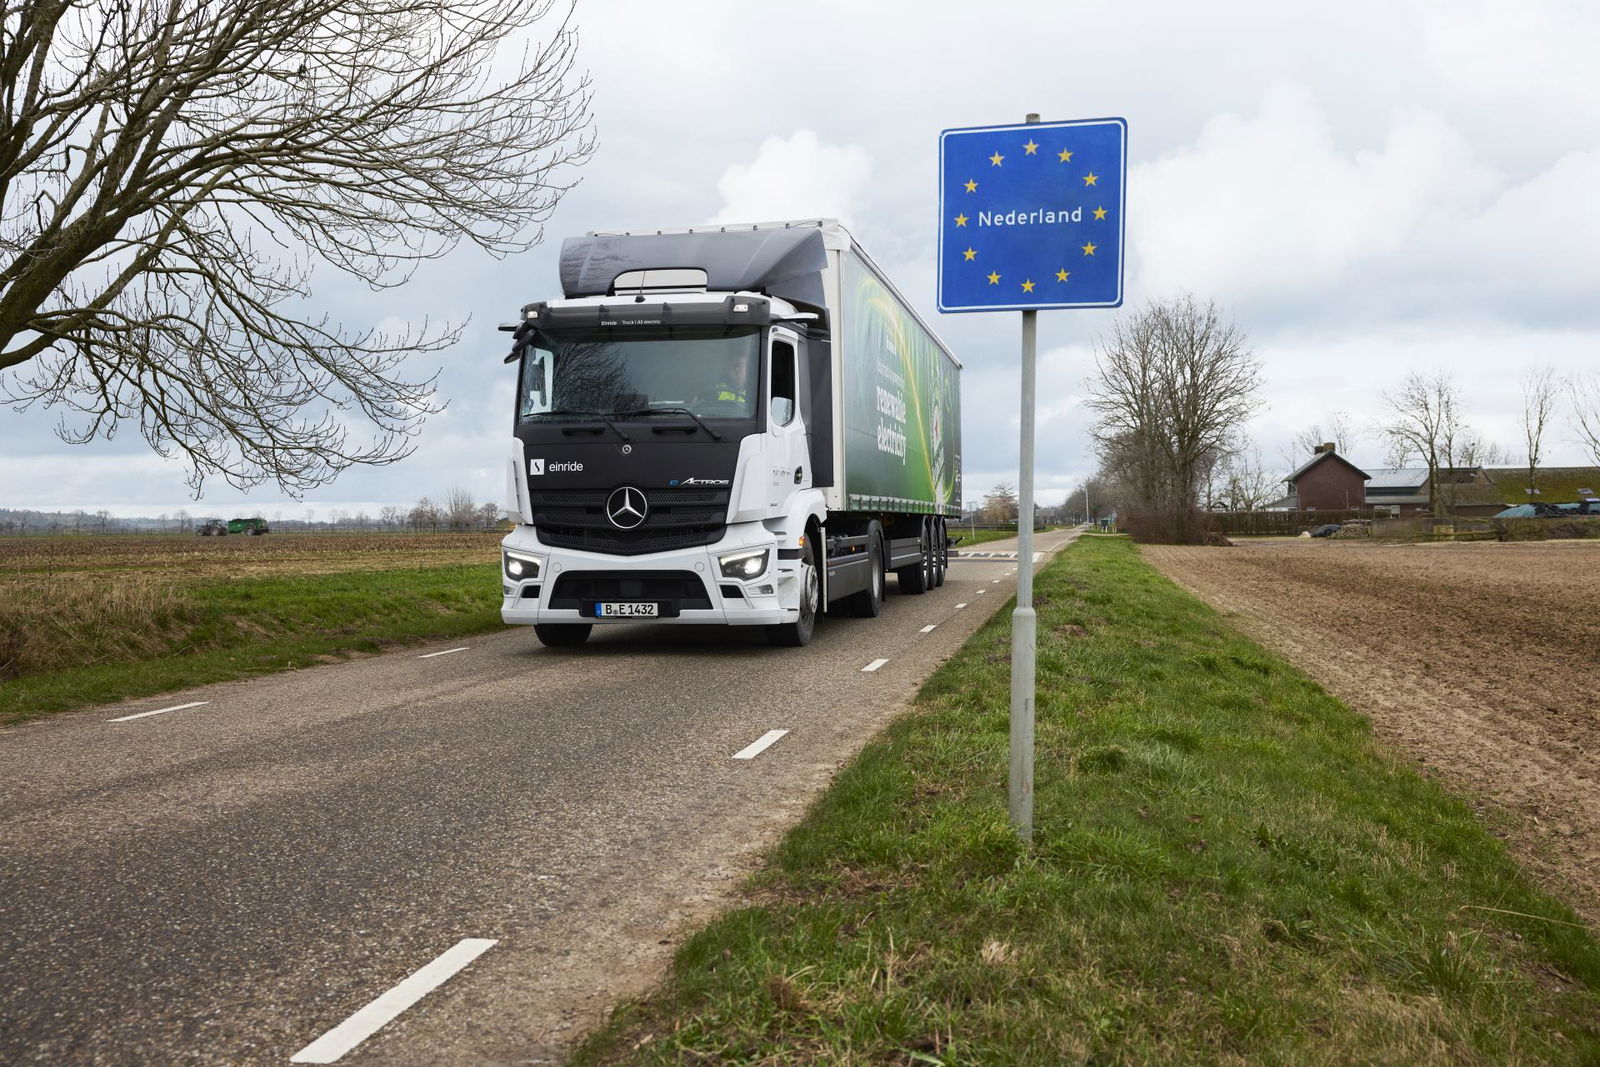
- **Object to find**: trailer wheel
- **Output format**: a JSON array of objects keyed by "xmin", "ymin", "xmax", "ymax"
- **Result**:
[
  {"xmin": 766, "ymin": 537, "xmax": 818, "ymax": 647},
  {"xmin": 845, "ymin": 525, "xmax": 885, "ymax": 617},
  {"xmin": 534, "ymin": 623, "xmax": 592, "ymax": 648},
  {"xmin": 897, "ymin": 520, "xmax": 931, "ymax": 595}
]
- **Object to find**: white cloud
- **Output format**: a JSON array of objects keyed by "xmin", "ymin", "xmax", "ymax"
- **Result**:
[
  {"xmin": 709, "ymin": 131, "xmax": 872, "ymax": 227},
  {"xmin": 1130, "ymin": 83, "xmax": 1600, "ymax": 333},
  {"xmin": 1135, "ymin": 86, "xmax": 1486, "ymax": 314}
]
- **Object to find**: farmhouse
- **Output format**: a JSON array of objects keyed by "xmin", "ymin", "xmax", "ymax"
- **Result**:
[
  {"xmin": 1279, "ymin": 452, "xmax": 1600, "ymax": 517},
  {"xmin": 1281, "ymin": 445, "xmax": 1370, "ymax": 510}
]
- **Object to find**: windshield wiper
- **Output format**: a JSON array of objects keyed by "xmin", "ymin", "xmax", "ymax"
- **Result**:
[
  {"xmin": 615, "ymin": 406, "xmax": 724, "ymax": 442},
  {"xmin": 527, "ymin": 408, "xmax": 631, "ymax": 442}
]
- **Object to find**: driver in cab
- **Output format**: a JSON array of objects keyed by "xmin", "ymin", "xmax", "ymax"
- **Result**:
[{"xmin": 697, "ymin": 354, "xmax": 752, "ymax": 409}]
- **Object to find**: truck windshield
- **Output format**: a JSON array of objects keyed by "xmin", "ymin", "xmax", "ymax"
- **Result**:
[{"xmin": 519, "ymin": 327, "xmax": 760, "ymax": 422}]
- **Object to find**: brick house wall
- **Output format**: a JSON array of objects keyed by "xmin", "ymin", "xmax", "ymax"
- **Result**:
[{"xmin": 1292, "ymin": 454, "xmax": 1368, "ymax": 510}]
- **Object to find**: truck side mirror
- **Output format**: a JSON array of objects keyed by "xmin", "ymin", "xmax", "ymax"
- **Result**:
[{"xmin": 770, "ymin": 396, "xmax": 794, "ymax": 426}]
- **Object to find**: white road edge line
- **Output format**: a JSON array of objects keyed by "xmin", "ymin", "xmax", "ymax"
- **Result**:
[
  {"xmin": 290, "ymin": 938, "xmax": 498, "ymax": 1064},
  {"xmin": 108, "ymin": 701, "xmax": 209, "ymax": 723},
  {"xmin": 732, "ymin": 729, "xmax": 789, "ymax": 760},
  {"xmin": 919, "ymin": 624, "xmax": 937, "ymax": 633},
  {"xmin": 417, "ymin": 647, "xmax": 470, "ymax": 659},
  {"xmin": 862, "ymin": 658, "xmax": 889, "ymax": 672}
]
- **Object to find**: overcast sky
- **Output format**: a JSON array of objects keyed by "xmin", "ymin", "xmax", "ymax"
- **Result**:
[{"xmin": 6, "ymin": 0, "xmax": 1599, "ymax": 518}]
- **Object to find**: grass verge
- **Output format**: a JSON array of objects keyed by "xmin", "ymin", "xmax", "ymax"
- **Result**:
[
  {"xmin": 0, "ymin": 563, "xmax": 502, "ymax": 724},
  {"xmin": 575, "ymin": 536, "xmax": 1600, "ymax": 1065},
  {"xmin": 951, "ymin": 527, "xmax": 1054, "ymax": 549}
]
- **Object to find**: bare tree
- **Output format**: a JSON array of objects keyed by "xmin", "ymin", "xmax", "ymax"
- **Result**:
[
  {"xmin": 408, "ymin": 496, "xmax": 439, "ymax": 532},
  {"xmin": 442, "ymin": 487, "xmax": 477, "ymax": 530},
  {"xmin": 1209, "ymin": 445, "xmax": 1280, "ymax": 511},
  {"xmin": 1086, "ymin": 296, "xmax": 1261, "ymax": 541},
  {"xmin": 379, "ymin": 504, "xmax": 404, "ymax": 530},
  {"xmin": 1453, "ymin": 431, "xmax": 1509, "ymax": 469},
  {"xmin": 1571, "ymin": 371, "xmax": 1600, "ymax": 468},
  {"xmin": 1520, "ymin": 368, "xmax": 1560, "ymax": 497},
  {"xmin": 980, "ymin": 483, "xmax": 1018, "ymax": 523},
  {"xmin": 0, "ymin": 0, "xmax": 592, "ymax": 494},
  {"xmin": 1382, "ymin": 370, "xmax": 1466, "ymax": 516},
  {"xmin": 1290, "ymin": 412, "xmax": 1359, "ymax": 459}
]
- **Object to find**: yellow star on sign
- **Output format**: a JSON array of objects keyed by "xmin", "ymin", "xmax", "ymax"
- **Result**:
[
  {"xmin": 1055, "ymin": 268, "xmax": 1070, "ymax": 282},
  {"xmin": 1021, "ymin": 279, "xmax": 1036, "ymax": 293},
  {"xmin": 1093, "ymin": 205, "xmax": 1108, "ymax": 220},
  {"xmin": 987, "ymin": 271, "xmax": 1001, "ymax": 285},
  {"xmin": 1057, "ymin": 147, "xmax": 1073, "ymax": 162},
  {"xmin": 954, "ymin": 213, "xmax": 969, "ymax": 227},
  {"xmin": 1083, "ymin": 171, "xmax": 1099, "ymax": 186},
  {"xmin": 1023, "ymin": 140, "xmax": 1039, "ymax": 155},
  {"xmin": 963, "ymin": 178, "xmax": 978, "ymax": 193},
  {"xmin": 962, "ymin": 247, "xmax": 976, "ymax": 261},
  {"xmin": 1082, "ymin": 240, "xmax": 1097, "ymax": 256},
  {"xmin": 989, "ymin": 151, "xmax": 1004, "ymax": 166}
]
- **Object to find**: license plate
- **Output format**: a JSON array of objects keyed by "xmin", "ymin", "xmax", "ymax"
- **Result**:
[{"xmin": 596, "ymin": 602, "xmax": 658, "ymax": 618}]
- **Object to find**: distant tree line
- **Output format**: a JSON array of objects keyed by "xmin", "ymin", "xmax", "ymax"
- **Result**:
[{"xmin": 1, "ymin": 488, "xmax": 507, "ymax": 535}]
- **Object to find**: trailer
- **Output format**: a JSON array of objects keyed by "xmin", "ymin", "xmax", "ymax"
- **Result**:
[{"xmin": 497, "ymin": 219, "xmax": 961, "ymax": 647}]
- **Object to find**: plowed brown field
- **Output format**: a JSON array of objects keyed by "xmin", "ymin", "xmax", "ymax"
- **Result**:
[{"xmin": 1143, "ymin": 539, "xmax": 1600, "ymax": 926}]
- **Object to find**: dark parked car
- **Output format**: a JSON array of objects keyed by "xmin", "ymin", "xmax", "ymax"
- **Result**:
[{"xmin": 1309, "ymin": 524, "xmax": 1341, "ymax": 538}]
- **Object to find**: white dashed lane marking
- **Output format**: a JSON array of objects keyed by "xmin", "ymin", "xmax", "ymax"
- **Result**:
[
  {"xmin": 919, "ymin": 625, "xmax": 937, "ymax": 633},
  {"xmin": 862, "ymin": 658, "xmax": 889, "ymax": 672},
  {"xmin": 417, "ymin": 647, "xmax": 470, "ymax": 659},
  {"xmin": 108, "ymin": 701, "xmax": 209, "ymax": 723},
  {"xmin": 290, "ymin": 938, "xmax": 499, "ymax": 1063},
  {"xmin": 732, "ymin": 729, "xmax": 789, "ymax": 760}
]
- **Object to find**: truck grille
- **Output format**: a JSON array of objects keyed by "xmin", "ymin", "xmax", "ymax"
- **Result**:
[
  {"xmin": 548, "ymin": 571, "xmax": 712, "ymax": 611},
  {"xmin": 529, "ymin": 487, "xmax": 729, "ymax": 556}
]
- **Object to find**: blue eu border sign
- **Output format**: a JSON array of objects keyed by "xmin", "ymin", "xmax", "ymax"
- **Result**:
[{"xmin": 937, "ymin": 117, "xmax": 1126, "ymax": 312}]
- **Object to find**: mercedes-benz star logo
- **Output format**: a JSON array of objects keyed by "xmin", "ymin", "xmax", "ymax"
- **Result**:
[{"xmin": 605, "ymin": 485, "xmax": 648, "ymax": 530}]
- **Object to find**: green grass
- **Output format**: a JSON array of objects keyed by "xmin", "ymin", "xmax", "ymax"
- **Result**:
[
  {"xmin": 575, "ymin": 536, "xmax": 1600, "ymax": 1065},
  {"xmin": 0, "ymin": 564, "xmax": 504, "ymax": 723},
  {"xmin": 951, "ymin": 527, "xmax": 1051, "ymax": 549}
]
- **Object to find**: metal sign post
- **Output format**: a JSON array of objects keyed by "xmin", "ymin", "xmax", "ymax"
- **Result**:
[
  {"xmin": 1013, "ymin": 277, "xmax": 1038, "ymax": 839},
  {"xmin": 937, "ymin": 112, "xmax": 1127, "ymax": 842}
]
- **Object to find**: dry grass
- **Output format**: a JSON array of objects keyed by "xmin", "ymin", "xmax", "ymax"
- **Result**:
[
  {"xmin": 0, "ymin": 531, "xmax": 502, "ymax": 680},
  {"xmin": 0, "ymin": 575, "xmax": 194, "ymax": 678},
  {"xmin": 0, "ymin": 530, "xmax": 503, "ymax": 581}
]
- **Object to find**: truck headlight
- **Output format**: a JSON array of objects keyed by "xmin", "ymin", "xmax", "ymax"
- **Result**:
[
  {"xmin": 717, "ymin": 548, "xmax": 769, "ymax": 580},
  {"xmin": 503, "ymin": 550, "xmax": 541, "ymax": 581}
]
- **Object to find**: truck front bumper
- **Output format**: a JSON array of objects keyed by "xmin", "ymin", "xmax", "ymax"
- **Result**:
[{"xmin": 498, "ymin": 525, "xmax": 803, "ymax": 627}]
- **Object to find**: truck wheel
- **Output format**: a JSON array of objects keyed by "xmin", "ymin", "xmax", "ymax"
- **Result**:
[
  {"xmin": 766, "ymin": 538, "xmax": 818, "ymax": 647},
  {"xmin": 847, "ymin": 527, "xmax": 885, "ymax": 617},
  {"xmin": 933, "ymin": 519, "xmax": 948, "ymax": 587},
  {"xmin": 897, "ymin": 521, "xmax": 931, "ymax": 595},
  {"xmin": 534, "ymin": 623, "xmax": 592, "ymax": 648}
]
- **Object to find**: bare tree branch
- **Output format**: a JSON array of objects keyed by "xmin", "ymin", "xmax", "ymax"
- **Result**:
[
  {"xmin": 0, "ymin": 0, "xmax": 592, "ymax": 492},
  {"xmin": 1570, "ymin": 370, "xmax": 1600, "ymax": 469}
]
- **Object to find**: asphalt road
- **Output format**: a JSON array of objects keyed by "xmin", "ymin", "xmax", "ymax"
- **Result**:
[{"xmin": 0, "ymin": 529, "xmax": 1080, "ymax": 1065}]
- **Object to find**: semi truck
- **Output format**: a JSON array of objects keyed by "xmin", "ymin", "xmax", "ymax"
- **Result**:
[{"xmin": 497, "ymin": 219, "xmax": 961, "ymax": 648}]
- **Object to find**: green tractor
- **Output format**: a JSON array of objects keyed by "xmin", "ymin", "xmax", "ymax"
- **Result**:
[{"xmin": 227, "ymin": 517, "xmax": 270, "ymax": 536}]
